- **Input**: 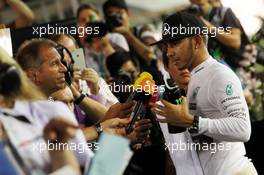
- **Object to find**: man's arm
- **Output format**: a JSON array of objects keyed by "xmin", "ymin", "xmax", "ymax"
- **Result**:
[
  {"xmin": 114, "ymin": 26, "xmax": 155, "ymax": 63},
  {"xmin": 201, "ymin": 17, "xmax": 241, "ymax": 49},
  {"xmin": 198, "ymin": 70, "xmax": 251, "ymax": 142},
  {"xmin": 70, "ymin": 83, "xmax": 107, "ymax": 124},
  {"xmin": 124, "ymin": 31, "xmax": 155, "ymax": 62},
  {"xmin": 152, "ymin": 70, "xmax": 251, "ymax": 142},
  {"xmin": 82, "ymin": 118, "xmax": 130, "ymax": 141},
  {"xmin": 6, "ymin": 0, "xmax": 34, "ymax": 28},
  {"xmin": 43, "ymin": 118, "xmax": 81, "ymax": 174}
]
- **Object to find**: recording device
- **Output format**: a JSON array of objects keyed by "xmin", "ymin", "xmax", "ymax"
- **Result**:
[
  {"xmin": 56, "ymin": 44, "xmax": 74, "ymax": 85},
  {"xmin": 71, "ymin": 48, "xmax": 86, "ymax": 70},
  {"xmin": 105, "ymin": 13, "xmax": 123, "ymax": 31},
  {"xmin": 85, "ymin": 21, "xmax": 108, "ymax": 43},
  {"xmin": 126, "ymin": 72, "xmax": 155, "ymax": 134},
  {"xmin": 163, "ymin": 78, "xmax": 186, "ymax": 133},
  {"xmin": 111, "ymin": 70, "xmax": 134, "ymax": 103},
  {"xmin": 85, "ymin": 12, "xmax": 123, "ymax": 42},
  {"xmin": 0, "ymin": 63, "xmax": 21, "ymax": 97}
]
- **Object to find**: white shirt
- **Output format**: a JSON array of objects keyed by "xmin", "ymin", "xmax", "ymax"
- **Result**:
[
  {"xmin": 79, "ymin": 77, "xmax": 119, "ymax": 108},
  {"xmin": 0, "ymin": 100, "xmax": 94, "ymax": 174},
  {"xmin": 187, "ymin": 56, "xmax": 252, "ymax": 175},
  {"xmin": 159, "ymin": 123, "xmax": 204, "ymax": 175}
]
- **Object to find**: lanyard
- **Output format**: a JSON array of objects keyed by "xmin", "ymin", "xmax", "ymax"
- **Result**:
[{"xmin": 0, "ymin": 111, "xmax": 31, "ymax": 124}]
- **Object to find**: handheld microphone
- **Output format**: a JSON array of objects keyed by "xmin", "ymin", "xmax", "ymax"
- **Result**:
[
  {"xmin": 126, "ymin": 72, "xmax": 155, "ymax": 134},
  {"xmin": 163, "ymin": 78, "xmax": 186, "ymax": 133},
  {"xmin": 141, "ymin": 75, "xmax": 186, "ymax": 133}
]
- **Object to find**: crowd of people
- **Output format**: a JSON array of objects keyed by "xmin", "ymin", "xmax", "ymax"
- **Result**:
[{"xmin": 0, "ymin": 0, "xmax": 263, "ymax": 174}]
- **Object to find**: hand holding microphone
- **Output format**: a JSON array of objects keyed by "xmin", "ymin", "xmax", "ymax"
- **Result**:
[{"xmin": 125, "ymin": 72, "xmax": 156, "ymax": 134}]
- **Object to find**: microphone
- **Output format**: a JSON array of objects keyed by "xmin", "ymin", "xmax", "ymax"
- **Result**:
[
  {"xmin": 125, "ymin": 72, "xmax": 186, "ymax": 134},
  {"xmin": 162, "ymin": 78, "xmax": 186, "ymax": 133},
  {"xmin": 126, "ymin": 72, "xmax": 155, "ymax": 134},
  {"xmin": 138, "ymin": 76, "xmax": 186, "ymax": 134}
]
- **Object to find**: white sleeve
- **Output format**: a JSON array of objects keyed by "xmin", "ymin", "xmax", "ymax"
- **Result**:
[
  {"xmin": 54, "ymin": 102, "xmax": 94, "ymax": 165},
  {"xmin": 35, "ymin": 101, "xmax": 94, "ymax": 166},
  {"xmin": 198, "ymin": 70, "xmax": 251, "ymax": 142},
  {"xmin": 79, "ymin": 78, "xmax": 118, "ymax": 108},
  {"xmin": 95, "ymin": 78, "xmax": 119, "ymax": 108}
]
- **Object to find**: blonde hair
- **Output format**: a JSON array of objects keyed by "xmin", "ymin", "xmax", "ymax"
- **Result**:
[{"xmin": 0, "ymin": 47, "xmax": 46, "ymax": 101}]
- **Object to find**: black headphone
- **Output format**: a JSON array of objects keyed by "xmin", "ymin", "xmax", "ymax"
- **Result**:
[
  {"xmin": 55, "ymin": 44, "xmax": 75, "ymax": 85},
  {"xmin": 0, "ymin": 63, "xmax": 21, "ymax": 96}
]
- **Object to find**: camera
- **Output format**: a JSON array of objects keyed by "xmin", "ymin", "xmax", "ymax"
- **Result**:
[
  {"xmin": 111, "ymin": 71, "xmax": 134, "ymax": 103},
  {"xmin": 105, "ymin": 13, "xmax": 123, "ymax": 31},
  {"xmin": 85, "ymin": 21, "xmax": 108, "ymax": 43},
  {"xmin": 186, "ymin": 4, "xmax": 203, "ymax": 16},
  {"xmin": 84, "ymin": 12, "xmax": 123, "ymax": 42}
]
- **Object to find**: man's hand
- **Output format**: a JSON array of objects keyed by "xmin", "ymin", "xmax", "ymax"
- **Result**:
[
  {"xmin": 113, "ymin": 25, "xmax": 130, "ymax": 36},
  {"xmin": 104, "ymin": 127, "xmax": 126, "ymax": 136},
  {"xmin": 101, "ymin": 117, "xmax": 130, "ymax": 129},
  {"xmin": 69, "ymin": 82, "xmax": 81, "ymax": 100},
  {"xmin": 44, "ymin": 118, "xmax": 81, "ymax": 174},
  {"xmin": 151, "ymin": 97, "xmax": 194, "ymax": 128},
  {"xmin": 72, "ymin": 67, "xmax": 82, "ymax": 82},
  {"xmin": 43, "ymin": 118, "xmax": 79, "ymax": 143},
  {"xmin": 81, "ymin": 68, "xmax": 100, "ymax": 95},
  {"xmin": 128, "ymin": 119, "xmax": 152, "ymax": 144},
  {"xmin": 104, "ymin": 102, "xmax": 134, "ymax": 120},
  {"xmin": 6, "ymin": 0, "xmax": 35, "ymax": 28},
  {"xmin": 101, "ymin": 118, "xmax": 130, "ymax": 137}
]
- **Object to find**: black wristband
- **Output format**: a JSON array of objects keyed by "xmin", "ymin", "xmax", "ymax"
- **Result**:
[
  {"xmin": 95, "ymin": 123, "xmax": 103, "ymax": 136},
  {"xmin": 74, "ymin": 93, "xmax": 85, "ymax": 105}
]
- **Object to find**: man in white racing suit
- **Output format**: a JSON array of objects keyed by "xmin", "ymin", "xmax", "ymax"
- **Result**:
[{"xmin": 151, "ymin": 12, "xmax": 258, "ymax": 175}]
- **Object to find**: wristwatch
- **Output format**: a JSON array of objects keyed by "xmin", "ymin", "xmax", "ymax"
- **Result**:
[
  {"xmin": 95, "ymin": 123, "xmax": 103, "ymax": 136},
  {"xmin": 188, "ymin": 115, "xmax": 199, "ymax": 133},
  {"xmin": 74, "ymin": 93, "xmax": 85, "ymax": 105}
]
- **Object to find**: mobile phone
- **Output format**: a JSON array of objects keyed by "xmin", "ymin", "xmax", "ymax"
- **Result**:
[
  {"xmin": 71, "ymin": 48, "xmax": 86, "ymax": 70},
  {"xmin": 0, "ymin": 28, "xmax": 13, "ymax": 57}
]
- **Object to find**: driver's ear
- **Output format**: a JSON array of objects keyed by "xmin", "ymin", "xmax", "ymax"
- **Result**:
[
  {"xmin": 27, "ymin": 68, "xmax": 39, "ymax": 84},
  {"xmin": 194, "ymin": 35, "xmax": 202, "ymax": 49}
]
